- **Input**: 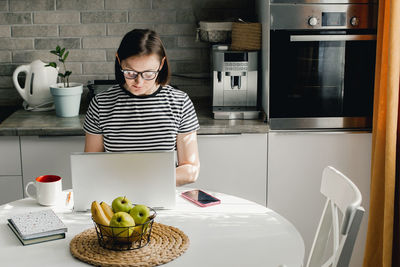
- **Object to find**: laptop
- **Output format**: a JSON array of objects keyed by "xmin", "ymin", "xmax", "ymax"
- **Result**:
[{"xmin": 70, "ymin": 151, "xmax": 176, "ymax": 211}]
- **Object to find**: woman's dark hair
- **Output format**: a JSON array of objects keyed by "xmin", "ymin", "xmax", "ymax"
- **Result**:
[{"xmin": 115, "ymin": 29, "xmax": 170, "ymax": 86}]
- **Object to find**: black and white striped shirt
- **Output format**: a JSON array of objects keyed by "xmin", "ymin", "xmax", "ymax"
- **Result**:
[{"xmin": 83, "ymin": 84, "xmax": 200, "ymax": 152}]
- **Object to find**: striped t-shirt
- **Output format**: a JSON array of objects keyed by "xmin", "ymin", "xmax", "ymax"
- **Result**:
[{"xmin": 83, "ymin": 84, "xmax": 200, "ymax": 152}]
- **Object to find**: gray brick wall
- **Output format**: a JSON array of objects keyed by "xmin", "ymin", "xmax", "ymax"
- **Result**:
[{"xmin": 0, "ymin": 0, "xmax": 255, "ymax": 103}]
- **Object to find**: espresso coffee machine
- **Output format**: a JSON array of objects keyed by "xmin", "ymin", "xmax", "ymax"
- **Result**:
[{"xmin": 212, "ymin": 45, "xmax": 260, "ymax": 119}]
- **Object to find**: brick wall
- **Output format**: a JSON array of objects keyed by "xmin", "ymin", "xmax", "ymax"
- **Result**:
[{"xmin": 0, "ymin": 0, "xmax": 255, "ymax": 106}]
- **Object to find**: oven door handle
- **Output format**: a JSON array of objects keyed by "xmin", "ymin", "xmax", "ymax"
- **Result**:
[{"xmin": 290, "ymin": 34, "xmax": 377, "ymax": 42}]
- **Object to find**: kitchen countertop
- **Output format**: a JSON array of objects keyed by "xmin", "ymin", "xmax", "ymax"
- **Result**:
[{"xmin": 0, "ymin": 97, "xmax": 269, "ymax": 136}]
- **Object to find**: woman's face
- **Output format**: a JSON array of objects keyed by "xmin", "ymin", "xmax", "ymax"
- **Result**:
[{"xmin": 120, "ymin": 54, "xmax": 163, "ymax": 96}]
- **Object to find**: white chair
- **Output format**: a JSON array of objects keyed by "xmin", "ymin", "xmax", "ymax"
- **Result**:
[{"xmin": 306, "ymin": 166, "xmax": 365, "ymax": 267}]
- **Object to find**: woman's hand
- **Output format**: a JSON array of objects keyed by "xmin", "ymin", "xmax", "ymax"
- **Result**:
[
  {"xmin": 176, "ymin": 131, "xmax": 200, "ymax": 186},
  {"xmin": 84, "ymin": 133, "xmax": 105, "ymax": 152}
]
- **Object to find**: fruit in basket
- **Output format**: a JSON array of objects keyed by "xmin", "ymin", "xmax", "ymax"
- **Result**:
[
  {"xmin": 129, "ymin": 204, "xmax": 150, "ymax": 225},
  {"xmin": 91, "ymin": 201, "xmax": 112, "ymax": 236},
  {"xmin": 112, "ymin": 196, "xmax": 133, "ymax": 213},
  {"xmin": 109, "ymin": 212, "xmax": 135, "ymax": 238},
  {"xmin": 100, "ymin": 201, "xmax": 114, "ymax": 221},
  {"xmin": 133, "ymin": 220, "xmax": 150, "ymax": 237},
  {"xmin": 91, "ymin": 201, "xmax": 110, "ymax": 226}
]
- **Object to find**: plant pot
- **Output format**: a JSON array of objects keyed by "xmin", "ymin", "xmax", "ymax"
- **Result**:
[{"xmin": 50, "ymin": 83, "xmax": 83, "ymax": 117}]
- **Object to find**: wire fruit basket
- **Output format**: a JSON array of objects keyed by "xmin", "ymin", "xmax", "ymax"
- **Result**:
[{"xmin": 92, "ymin": 207, "xmax": 157, "ymax": 251}]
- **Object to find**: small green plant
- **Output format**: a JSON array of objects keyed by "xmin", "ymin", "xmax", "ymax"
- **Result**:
[{"xmin": 46, "ymin": 45, "xmax": 72, "ymax": 88}]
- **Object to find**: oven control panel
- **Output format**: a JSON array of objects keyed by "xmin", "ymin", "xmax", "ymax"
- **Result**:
[
  {"xmin": 321, "ymin": 12, "xmax": 347, "ymax": 27},
  {"xmin": 270, "ymin": 3, "xmax": 377, "ymax": 30}
]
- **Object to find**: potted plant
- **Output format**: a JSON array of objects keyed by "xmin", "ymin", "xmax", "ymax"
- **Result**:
[{"xmin": 46, "ymin": 45, "xmax": 83, "ymax": 117}]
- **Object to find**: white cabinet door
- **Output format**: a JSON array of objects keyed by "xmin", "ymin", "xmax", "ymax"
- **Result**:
[
  {"xmin": 0, "ymin": 136, "xmax": 21, "ymax": 175},
  {"xmin": 187, "ymin": 134, "xmax": 267, "ymax": 206},
  {"xmin": 20, "ymin": 136, "xmax": 85, "ymax": 192},
  {"xmin": 268, "ymin": 132, "xmax": 371, "ymax": 267},
  {"xmin": 0, "ymin": 136, "xmax": 23, "ymax": 204},
  {"xmin": 0, "ymin": 176, "xmax": 23, "ymax": 205}
]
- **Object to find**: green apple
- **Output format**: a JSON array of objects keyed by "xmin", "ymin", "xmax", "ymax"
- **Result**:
[
  {"xmin": 129, "ymin": 204, "xmax": 150, "ymax": 225},
  {"xmin": 130, "ymin": 205, "xmax": 150, "ymax": 240},
  {"xmin": 112, "ymin": 196, "xmax": 133, "ymax": 213},
  {"xmin": 109, "ymin": 211, "xmax": 135, "ymax": 238}
]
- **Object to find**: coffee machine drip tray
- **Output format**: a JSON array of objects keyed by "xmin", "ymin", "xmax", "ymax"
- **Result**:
[{"xmin": 213, "ymin": 106, "xmax": 260, "ymax": 120}]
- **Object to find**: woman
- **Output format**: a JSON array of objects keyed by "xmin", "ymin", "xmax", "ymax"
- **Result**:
[{"xmin": 83, "ymin": 29, "xmax": 200, "ymax": 186}]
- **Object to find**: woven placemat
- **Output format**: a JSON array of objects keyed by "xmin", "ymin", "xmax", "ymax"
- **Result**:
[{"xmin": 70, "ymin": 222, "xmax": 189, "ymax": 267}]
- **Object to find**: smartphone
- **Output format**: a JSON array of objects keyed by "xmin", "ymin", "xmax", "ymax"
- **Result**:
[{"xmin": 181, "ymin": 189, "xmax": 221, "ymax": 207}]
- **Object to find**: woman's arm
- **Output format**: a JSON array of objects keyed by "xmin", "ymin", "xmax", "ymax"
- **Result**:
[
  {"xmin": 176, "ymin": 131, "xmax": 200, "ymax": 186},
  {"xmin": 84, "ymin": 133, "xmax": 105, "ymax": 152}
]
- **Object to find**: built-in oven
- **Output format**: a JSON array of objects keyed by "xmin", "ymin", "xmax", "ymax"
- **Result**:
[{"xmin": 266, "ymin": 1, "xmax": 378, "ymax": 130}]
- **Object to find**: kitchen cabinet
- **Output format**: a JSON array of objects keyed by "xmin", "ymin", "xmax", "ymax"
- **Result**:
[
  {"xmin": 268, "ymin": 131, "xmax": 371, "ymax": 267},
  {"xmin": 20, "ymin": 136, "xmax": 85, "ymax": 194},
  {"xmin": 0, "ymin": 137, "xmax": 23, "ymax": 204},
  {"xmin": 0, "ymin": 176, "xmax": 23, "ymax": 205},
  {"xmin": 18, "ymin": 134, "xmax": 268, "ymax": 206},
  {"xmin": 0, "ymin": 136, "xmax": 21, "ymax": 175},
  {"xmin": 187, "ymin": 134, "xmax": 268, "ymax": 206}
]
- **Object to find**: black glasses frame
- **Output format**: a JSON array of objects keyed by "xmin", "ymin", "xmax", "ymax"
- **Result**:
[{"xmin": 120, "ymin": 69, "xmax": 160, "ymax": 80}]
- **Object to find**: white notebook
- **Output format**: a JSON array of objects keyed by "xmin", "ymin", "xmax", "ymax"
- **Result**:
[{"xmin": 8, "ymin": 209, "xmax": 67, "ymax": 240}]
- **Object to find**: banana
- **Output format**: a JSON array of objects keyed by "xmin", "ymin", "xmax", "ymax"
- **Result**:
[
  {"xmin": 100, "ymin": 201, "xmax": 114, "ymax": 221},
  {"xmin": 91, "ymin": 201, "xmax": 110, "ymax": 226},
  {"xmin": 91, "ymin": 201, "xmax": 112, "ymax": 236}
]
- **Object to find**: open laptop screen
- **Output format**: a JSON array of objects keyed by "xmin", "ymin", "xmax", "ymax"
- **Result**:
[{"xmin": 70, "ymin": 152, "xmax": 176, "ymax": 211}]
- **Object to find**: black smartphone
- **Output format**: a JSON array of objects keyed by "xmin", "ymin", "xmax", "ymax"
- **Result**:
[{"xmin": 181, "ymin": 189, "xmax": 221, "ymax": 207}]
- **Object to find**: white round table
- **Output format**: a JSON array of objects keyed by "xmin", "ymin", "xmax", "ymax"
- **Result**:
[{"xmin": 0, "ymin": 189, "xmax": 305, "ymax": 266}]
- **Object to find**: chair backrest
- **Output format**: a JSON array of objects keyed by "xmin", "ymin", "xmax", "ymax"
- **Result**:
[{"xmin": 306, "ymin": 166, "xmax": 365, "ymax": 267}]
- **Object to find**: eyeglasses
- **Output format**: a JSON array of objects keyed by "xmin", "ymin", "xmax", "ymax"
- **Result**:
[
  {"xmin": 120, "ymin": 69, "xmax": 159, "ymax": 80},
  {"xmin": 116, "ymin": 52, "xmax": 161, "ymax": 81}
]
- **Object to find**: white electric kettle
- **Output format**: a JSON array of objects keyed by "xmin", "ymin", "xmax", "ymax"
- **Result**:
[{"xmin": 13, "ymin": 60, "xmax": 58, "ymax": 111}]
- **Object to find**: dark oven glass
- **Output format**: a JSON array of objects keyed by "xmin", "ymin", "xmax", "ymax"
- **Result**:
[{"xmin": 269, "ymin": 30, "xmax": 376, "ymax": 118}]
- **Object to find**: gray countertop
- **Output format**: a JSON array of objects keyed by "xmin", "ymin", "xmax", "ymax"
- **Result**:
[{"xmin": 0, "ymin": 98, "xmax": 269, "ymax": 136}]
